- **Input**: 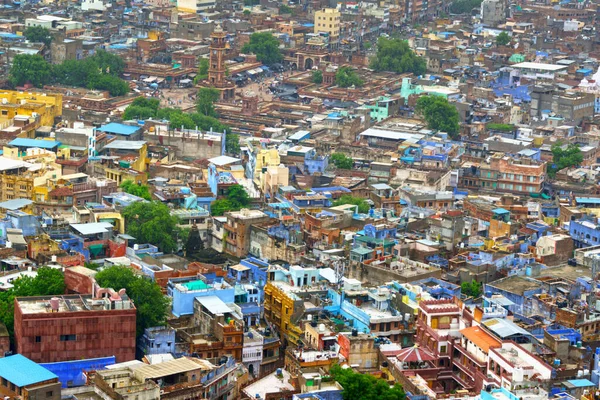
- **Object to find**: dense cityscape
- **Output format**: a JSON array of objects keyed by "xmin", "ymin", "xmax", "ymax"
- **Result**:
[{"xmin": 0, "ymin": 0, "xmax": 598, "ymax": 399}]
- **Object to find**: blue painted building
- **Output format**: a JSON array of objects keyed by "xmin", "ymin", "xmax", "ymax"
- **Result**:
[
  {"xmin": 569, "ymin": 216, "xmax": 600, "ymax": 247},
  {"xmin": 168, "ymin": 277, "xmax": 235, "ymax": 317},
  {"xmin": 139, "ymin": 326, "xmax": 176, "ymax": 356}
]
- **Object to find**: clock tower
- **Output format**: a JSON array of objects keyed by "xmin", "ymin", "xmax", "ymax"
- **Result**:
[{"xmin": 207, "ymin": 24, "xmax": 235, "ymax": 100}]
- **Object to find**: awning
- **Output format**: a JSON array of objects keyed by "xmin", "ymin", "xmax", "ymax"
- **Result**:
[{"xmin": 143, "ymin": 76, "xmax": 157, "ymax": 83}]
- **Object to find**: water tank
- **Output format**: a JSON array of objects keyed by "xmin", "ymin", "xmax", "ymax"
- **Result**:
[
  {"xmin": 585, "ymin": 369, "xmax": 590, "ymax": 376},
  {"xmin": 5, "ymin": 242, "xmax": 11, "ymax": 249},
  {"xmin": 578, "ymin": 341, "xmax": 583, "ymax": 348},
  {"xmin": 50, "ymin": 297, "xmax": 60, "ymax": 312},
  {"xmin": 307, "ymin": 314, "xmax": 312, "ymax": 321},
  {"xmin": 181, "ymin": 187, "xmax": 191, "ymax": 195},
  {"xmin": 578, "ymin": 370, "xmax": 584, "ymax": 378},
  {"xmin": 554, "ymin": 359, "xmax": 561, "ymax": 367},
  {"xmin": 319, "ymin": 323, "xmax": 326, "ymax": 332},
  {"xmin": 134, "ymin": 244, "xmax": 140, "ymax": 250},
  {"xmin": 352, "ymin": 328, "xmax": 358, "ymax": 337},
  {"xmin": 118, "ymin": 289, "xmax": 127, "ymax": 296},
  {"xmin": 276, "ymin": 368, "xmax": 282, "ymax": 376},
  {"xmin": 404, "ymin": 313, "xmax": 411, "ymax": 321}
]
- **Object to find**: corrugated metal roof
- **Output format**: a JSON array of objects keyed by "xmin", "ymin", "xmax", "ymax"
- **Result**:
[
  {"xmin": 97, "ymin": 122, "xmax": 140, "ymax": 136},
  {"xmin": 0, "ymin": 355, "xmax": 58, "ymax": 387},
  {"xmin": 8, "ymin": 138, "xmax": 61, "ymax": 149}
]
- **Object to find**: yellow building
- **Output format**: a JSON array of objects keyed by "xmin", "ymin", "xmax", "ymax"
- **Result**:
[
  {"xmin": 264, "ymin": 281, "xmax": 303, "ymax": 345},
  {"xmin": 0, "ymin": 149, "xmax": 62, "ymax": 202},
  {"xmin": 0, "ymin": 90, "xmax": 63, "ymax": 127},
  {"xmin": 314, "ymin": 8, "xmax": 340, "ymax": 44}
]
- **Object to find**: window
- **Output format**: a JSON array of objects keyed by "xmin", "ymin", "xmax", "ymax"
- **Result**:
[
  {"xmin": 440, "ymin": 345, "xmax": 447, "ymax": 354},
  {"xmin": 46, "ymin": 391, "xmax": 53, "ymax": 398},
  {"xmin": 60, "ymin": 334, "xmax": 76, "ymax": 341},
  {"xmin": 1, "ymin": 378, "xmax": 6, "ymax": 386},
  {"xmin": 35, "ymin": 336, "xmax": 41, "ymax": 343}
]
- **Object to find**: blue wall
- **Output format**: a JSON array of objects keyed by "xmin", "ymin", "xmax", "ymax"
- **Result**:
[{"xmin": 40, "ymin": 357, "xmax": 115, "ymax": 388}]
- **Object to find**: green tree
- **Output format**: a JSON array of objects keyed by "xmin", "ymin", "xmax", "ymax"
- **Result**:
[
  {"xmin": 279, "ymin": 4, "xmax": 292, "ymax": 13},
  {"xmin": 330, "ymin": 364, "xmax": 406, "ymax": 400},
  {"xmin": 449, "ymin": 0, "xmax": 482, "ymax": 13},
  {"xmin": 312, "ymin": 70, "xmax": 323, "ymax": 84},
  {"xmin": 243, "ymin": 9, "xmax": 251, "ymax": 15},
  {"xmin": 95, "ymin": 266, "xmax": 170, "ymax": 337},
  {"xmin": 120, "ymin": 179, "xmax": 152, "ymax": 200},
  {"xmin": 196, "ymin": 87, "xmax": 220, "ymax": 117},
  {"xmin": 415, "ymin": 95, "xmax": 460, "ymax": 139},
  {"xmin": 332, "ymin": 195, "xmax": 370, "ymax": 213},
  {"xmin": 122, "ymin": 105, "xmax": 155, "ymax": 120},
  {"xmin": 370, "ymin": 37, "xmax": 427, "ymax": 76},
  {"xmin": 24, "ymin": 26, "xmax": 52, "ymax": 47},
  {"xmin": 228, "ymin": 184, "xmax": 250, "ymax": 208},
  {"xmin": 196, "ymin": 58, "xmax": 209, "ymax": 83},
  {"xmin": 241, "ymin": 32, "xmax": 283, "ymax": 66},
  {"xmin": 335, "ymin": 66, "xmax": 364, "ymax": 88},
  {"xmin": 487, "ymin": 123, "xmax": 514, "ymax": 132},
  {"xmin": 548, "ymin": 143, "xmax": 583, "ymax": 178},
  {"xmin": 226, "ymin": 133, "xmax": 241, "ymax": 155},
  {"xmin": 88, "ymin": 50, "xmax": 126, "ymax": 76},
  {"xmin": 496, "ymin": 32, "xmax": 511, "ymax": 46},
  {"xmin": 87, "ymin": 74, "xmax": 129, "ymax": 96},
  {"xmin": 121, "ymin": 201, "xmax": 180, "ymax": 253},
  {"xmin": 330, "ymin": 153, "xmax": 353, "ymax": 169},
  {"xmin": 9, "ymin": 54, "xmax": 52, "ymax": 87},
  {"xmin": 0, "ymin": 267, "xmax": 65, "ymax": 339},
  {"xmin": 461, "ymin": 280, "xmax": 482, "ymax": 298},
  {"xmin": 211, "ymin": 199, "xmax": 236, "ymax": 216}
]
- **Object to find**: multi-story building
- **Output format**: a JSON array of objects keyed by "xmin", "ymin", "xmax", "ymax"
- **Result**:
[
  {"xmin": 223, "ymin": 209, "xmax": 270, "ymax": 258},
  {"xmin": 14, "ymin": 291, "xmax": 136, "ymax": 363},
  {"xmin": 414, "ymin": 299, "xmax": 464, "ymax": 392},
  {"xmin": 485, "ymin": 341, "xmax": 553, "ymax": 389},
  {"xmin": 0, "ymin": 90, "xmax": 63, "ymax": 127},
  {"xmin": 337, "ymin": 331, "xmax": 379, "ymax": 372},
  {"xmin": 314, "ymin": 8, "xmax": 340, "ymax": 49},
  {"xmin": 0, "ymin": 355, "xmax": 61, "ymax": 400}
]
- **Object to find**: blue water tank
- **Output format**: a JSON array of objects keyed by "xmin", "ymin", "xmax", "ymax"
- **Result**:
[{"xmin": 180, "ymin": 187, "xmax": 191, "ymax": 195}]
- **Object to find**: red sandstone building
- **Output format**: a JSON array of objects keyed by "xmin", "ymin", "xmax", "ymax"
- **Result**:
[{"xmin": 14, "ymin": 291, "xmax": 136, "ymax": 363}]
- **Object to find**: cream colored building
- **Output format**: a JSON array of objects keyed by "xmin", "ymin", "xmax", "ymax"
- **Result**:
[{"xmin": 314, "ymin": 8, "xmax": 340, "ymax": 46}]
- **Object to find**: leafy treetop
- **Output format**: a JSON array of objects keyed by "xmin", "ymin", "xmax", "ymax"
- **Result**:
[
  {"xmin": 330, "ymin": 364, "xmax": 406, "ymax": 400},
  {"xmin": 241, "ymin": 32, "xmax": 283, "ymax": 66},
  {"xmin": 330, "ymin": 152, "xmax": 354, "ymax": 169},
  {"xmin": 415, "ymin": 95, "xmax": 460, "ymax": 140},
  {"xmin": 95, "ymin": 266, "xmax": 170, "ymax": 337},
  {"xmin": 370, "ymin": 38, "xmax": 427, "ymax": 76}
]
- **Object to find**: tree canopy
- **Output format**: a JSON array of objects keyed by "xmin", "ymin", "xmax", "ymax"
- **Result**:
[
  {"xmin": 9, "ymin": 54, "xmax": 52, "ymax": 88},
  {"xmin": 95, "ymin": 266, "xmax": 170, "ymax": 337},
  {"xmin": 332, "ymin": 195, "xmax": 370, "ymax": 214},
  {"xmin": 415, "ymin": 95, "xmax": 460, "ymax": 139},
  {"xmin": 195, "ymin": 58, "xmax": 209, "ymax": 83},
  {"xmin": 210, "ymin": 184, "xmax": 251, "ymax": 216},
  {"xmin": 121, "ymin": 98, "xmax": 229, "ymax": 132},
  {"xmin": 120, "ymin": 180, "xmax": 152, "ymax": 200},
  {"xmin": 10, "ymin": 51, "xmax": 129, "ymax": 96},
  {"xmin": 312, "ymin": 70, "xmax": 323, "ymax": 84},
  {"xmin": 449, "ymin": 0, "xmax": 482, "ymax": 14},
  {"xmin": 330, "ymin": 153, "xmax": 353, "ymax": 169},
  {"xmin": 548, "ymin": 143, "xmax": 583, "ymax": 178},
  {"xmin": 196, "ymin": 87, "xmax": 220, "ymax": 117},
  {"xmin": 336, "ymin": 66, "xmax": 364, "ymax": 88},
  {"xmin": 0, "ymin": 267, "xmax": 65, "ymax": 339},
  {"xmin": 241, "ymin": 32, "xmax": 283, "ymax": 66},
  {"xmin": 370, "ymin": 38, "xmax": 427, "ymax": 76},
  {"xmin": 496, "ymin": 32, "xmax": 511, "ymax": 46},
  {"xmin": 330, "ymin": 364, "xmax": 406, "ymax": 400},
  {"xmin": 24, "ymin": 26, "xmax": 52, "ymax": 47},
  {"xmin": 121, "ymin": 201, "xmax": 181, "ymax": 253},
  {"xmin": 461, "ymin": 279, "xmax": 482, "ymax": 298},
  {"xmin": 226, "ymin": 133, "xmax": 240, "ymax": 155}
]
